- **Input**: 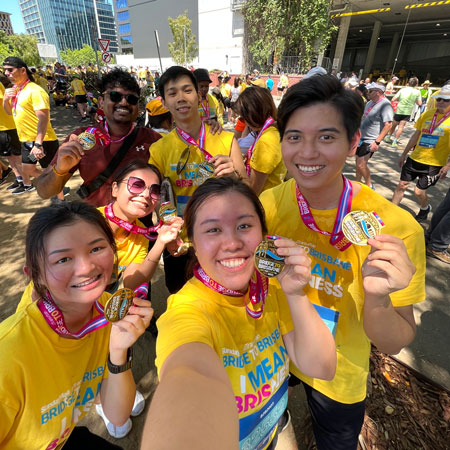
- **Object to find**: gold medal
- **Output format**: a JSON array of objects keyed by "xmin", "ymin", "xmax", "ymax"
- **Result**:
[
  {"xmin": 77, "ymin": 132, "xmax": 97, "ymax": 150},
  {"xmin": 254, "ymin": 236, "xmax": 285, "ymax": 277},
  {"xmin": 159, "ymin": 201, "xmax": 177, "ymax": 224},
  {"xmin": 197, "ymin": 160, "xmax": 215, "ymax": 179},
  {"xmin": 177, "ymin": 241, "xmax": 192, "ymax": 255},
  {"xmin": 341, "ymin": 210, "xmax": 384, "ymax": 246},
  {"xmin": 104, "ymin": 288, "xmax": 134, "ymax": 322},
  {"xmin": 176, "ymin": 147, "xmax": 190, "ymax": 175}
]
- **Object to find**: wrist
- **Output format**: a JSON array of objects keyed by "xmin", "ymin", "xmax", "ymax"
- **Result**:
[
  {"xmin": 108, "ymin": 347, "xmax": 129, "ymax": 366},
  {"xmin": 34, "ymin": 142, "xmax": 43, "ymax": 148},
  {"xmin": 53, "ymin": 165, "xmax": 68, "ymax": 177},
  {"xmin": 375, "ymin": 140, "xmax": 381, "ymax": 146}
]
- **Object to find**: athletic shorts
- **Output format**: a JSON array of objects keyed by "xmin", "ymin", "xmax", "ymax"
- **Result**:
[
  {"xmin": 0, "ymin": 129, "xmax": 21, "ymax": 156},
  {"xmin": 355, "ymin": 142, "xmax": 374, "ymax": 158},
  {"xmin": 400, "ymin": 157, "xmax": 442, "ymax": 190},
  {"xmin": 277, "ymin": 86, "xmax": 285, "ymax": 92},
  {"xmin": 21, "ymin": 140, "xmax": 59, "ymax": 168},
  {"xmin": 393, "ymin": 113, "xmax": 410, "ymax": 122},
  {"xmin": 75, "ymin": 95, "xmax": 87, "ymax": 104}
]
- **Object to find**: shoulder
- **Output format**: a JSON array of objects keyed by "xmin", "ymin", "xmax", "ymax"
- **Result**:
[
  {"xmin": 260, "ymin": 179, "xmax": 295, "ymax": 209},
  {"xmin": 137, "ymin": 127, "xmax": 162, "ymax": 145},
  {"xmin": 150, "ymin": 128, "xmax": 178, "ymax": 150}
]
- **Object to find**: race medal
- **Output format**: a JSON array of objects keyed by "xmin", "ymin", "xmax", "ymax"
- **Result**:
[
  {"xmin": 77, "ymin": 132, "xmax": 97, "ymax": 150},
  {"xmin": 104, "ymin": 288, "xmax": 134, "ymax": 322},
  {"xmin": 341, "ymin": 211, "xmax": 384, "ymax": 246},
  {"xmin": 254, "ymin": 235, "xmax": 285, "ymax": 278},
  {"xmin": 159, "ymin": 201, "xmax": 177, "ymax": 224},
  {"xmin": 177, "ymin": 241, "xmax": 192, "ymax": 255},
  {"xmin": 176, "ymin": 147, "xmax": 190, "ymax": 175},
  {"xmin": 197, "ymin": 160, "xmax": 215, "ymax": 179}
]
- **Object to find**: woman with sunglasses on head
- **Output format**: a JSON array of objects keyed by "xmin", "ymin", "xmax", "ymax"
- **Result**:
[
  {"xmin": 0, "ymin": 201, "xmax": 152, "ymax": 449},
  {"xmin": 142, "ymin": 177, "xmax": 336, "ymax": 450}
]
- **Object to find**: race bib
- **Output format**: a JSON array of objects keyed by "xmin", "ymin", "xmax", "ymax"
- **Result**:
[{"xmin": 419, "ymin": 133, "xmax": 439, "ymax": 148}]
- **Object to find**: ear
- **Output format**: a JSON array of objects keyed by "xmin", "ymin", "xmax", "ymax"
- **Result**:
[
  {"xmin": 348, "ymin": 129, "xmax": 361, "ymax": 157},
  {"xmin": 111, "ymin": 181, "xmax": 119, "ymax": 199},
  {"xmin": 23, "ymin": 266, "xmax": 30, "ymax": 277}
]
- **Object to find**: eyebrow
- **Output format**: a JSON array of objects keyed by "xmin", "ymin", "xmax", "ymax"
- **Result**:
[
  {"xmin": 48, "ymin": 238, "xmax": 107, "ymax": 256},
  {"xmin": 285, "ymin": 127, "xmax": 341, "ymax": 134},
  {"xmin": 199, "ymin": 214, "xmax": 256, "ymax": 226},
  {"xmin": 166, "ymin": 84, "xmax": 193, "ymax": 92}
]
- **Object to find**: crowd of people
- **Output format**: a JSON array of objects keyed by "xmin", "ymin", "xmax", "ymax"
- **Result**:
[{"xmin": 0, "ymin": 55, "xmax": 449, "ymax": 450}]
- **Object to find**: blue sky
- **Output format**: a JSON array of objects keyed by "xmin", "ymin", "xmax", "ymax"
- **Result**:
[{"xmin": 1, "ymin": 1, "xmax": 26, "ymax": 34}]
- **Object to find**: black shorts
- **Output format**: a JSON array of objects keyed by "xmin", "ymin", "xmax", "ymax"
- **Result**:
[
  {"xmin": 0, "ymin": 129, "xmax": 21, "ymax": 156},
  {"xmin": 277, "ymin": 86, "xmax": 285, "ymax": 92},
  {"xmin": 355, "ymin": 142, "xmax": 374, "ymax": 158},
  {"xmin": 21, "ymin": 140, "xmax": 59, "ymax": 168},
  {"xmin": 75, "ymin": 95, "xmax": 87, "ymax": 104},
  {"xmin": 393, "ymin": 113, "xmax": 410, "ymax": 122},
  {"xmin": 400, "ymin": 157, "xmax": 442, "ymax": 190}
]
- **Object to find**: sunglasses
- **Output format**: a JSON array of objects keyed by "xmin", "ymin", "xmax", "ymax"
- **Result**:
[
  {"xmin": 435, "ymin": 98, "xmax": 450, "ymax": 103},
  {"xmin": 104, "ymin": 90, "xmax": 139, "ymax": 105},
  {"xmin": 122, "ymin": 177, "xmax": 161, "ymax": 199}
]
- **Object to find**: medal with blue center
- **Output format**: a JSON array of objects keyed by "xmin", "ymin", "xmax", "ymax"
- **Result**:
[
  {"xmin": 104, "ymin": 288, "xmax": 134, "ymax": 322},
  {"xmin": 341, "ymin": 211, "xmax": 384, "ymax": 246},
  {"xmin": 254, "ymin": 235, "xmax": 285, "ymax": 277}
]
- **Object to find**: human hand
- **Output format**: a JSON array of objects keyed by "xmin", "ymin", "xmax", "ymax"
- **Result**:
[
  {"xmin": 438, "ymin": 163, "xmax": 450, "ymax": 179},
  {"xmin": 4, "ymin": 87, "xmax": 17, "ymax": 101},
  {"xmin": 157, "ymin": 217, "xmax": 184, "ymax": 245},
  {"xmin": 31, "ymin": 145, "xmax": 45, "ymax": 160},
  {"xmin": 211, "ymin": 154, "xmax": 236, "ymax": 178},
  {"xmin": 398, "ymin": 154, "xmax": 407, "ymax": 168},
  {"xmin": 369, "ymin": 142, "xmax": 379, "ymax": 153},
  {"xmin": 55, "ymin": 134, "xmax": 85, "ymax": 173},
  {"xmin": 205, "ymin": 119, "xmax": 222, "ymax": 135},
  {"xmin": 274, "ymin": 238, "xmax": 311, "ymax": 297},
  {"xmin": 362, "ymin": 234, "xmax": 415, "ymax": 298}
]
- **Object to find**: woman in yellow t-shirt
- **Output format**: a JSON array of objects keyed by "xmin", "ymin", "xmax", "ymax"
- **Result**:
[
  {"xmin": 142, "ymin": 177, "xmax": 336, "ymax": 450},
  {"xmin": 104, "ymin": 160, "xmax": 183, "ymax": 291},
  {"xmin": 234, "ymin": 87, "xmax": 286, "ymax": 194}
]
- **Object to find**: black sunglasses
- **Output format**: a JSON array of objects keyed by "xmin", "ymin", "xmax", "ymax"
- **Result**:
[
  {"xmin": 435, "ymin": 98, "xmax": 450, "ymax": 103},
  {"xmin": 104, "ymin": 90, "xmax": 139, "ymax": 105},
  {"xmin": 122, "ymin": 176, "xmax": 161, "ymax": 199}
]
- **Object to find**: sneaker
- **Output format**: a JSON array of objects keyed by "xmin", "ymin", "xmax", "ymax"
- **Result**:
[
  {"xmin": 7, "ymin": 179, "xmax": 21, "ymax": 191},
  {"xmin": 415, "ymin": 205, "xmax": 432, "ymax": 222},
  {"xmin": 391, "ymin": 139, "xmax": 398, "ymax": 149},
  {"xmin": 427, "ymin": 247, "xmax": 450, "ymax": 264},
  {"xmin": 131, "ymin": 390, "xmax": 145, "ymax": 416},
  {"xmin": 80, "ymin": 116, "xmax": 89, "ymax": 122},
  {"xmin": 383, "ymin": 135, "xmax": 392, "ymax": 144},
  {"xmin": 63, "ymin": 186, "xmax": 70, "ymax": 196},
  {"xmin": 369, "ymin": 183, "xmax": 376, "ymax": 191},
  {"xmin": 0, "ymin": 167, "xmax": 12, "ymax": 185},
  {"xmin": 12, "ymin": 184, "xmax": 36, "ymax": 195},
  {"xmin": 278, "ymin": 409, "xmax": 291, "ymax": 433},
  {"xmin": 95, "ymin": 403, "xmax": 132, "ymax": 438}
]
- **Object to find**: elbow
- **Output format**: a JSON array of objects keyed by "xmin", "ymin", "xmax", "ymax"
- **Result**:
[{"xmin": 320, "ymin": 351, "xmax": 337, "ymax": 381}]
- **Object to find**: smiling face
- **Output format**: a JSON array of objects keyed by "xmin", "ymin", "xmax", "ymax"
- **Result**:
[
  {"xmin": 102, "ymin": 85, "xmax": 139, "ymax": 125},
  {"xmin": 197, "ymin": 80, "xmax": 210, "ymax": 100},
  {"xmin": 192, "ymin": 191, "xmax": 263, "ymax": 293},
  {"xmin": 162, "ymin": 75, "xmax": 199, "ymax": 123},
  {"xmin": 111, "ymin": 168, "xmax": 160, "ymax": 220},
  {"xmin": 282, "ymin": 103, "xmax": 359, "ymax": 197},
  {"xmin": 42, "ymin": 219, "xmax": 114, "ymax": 308}
]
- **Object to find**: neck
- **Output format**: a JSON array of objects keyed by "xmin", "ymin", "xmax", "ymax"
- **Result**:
[
  {"xmin": 299, "ymin": 174, "xmax": 345, "ymax": 210},
  {"xmin": 106, "ymin": 119, "xmax": 133, "ymax": 137},
  {"xmin": 15, "ymin": 76, "xmax": 29, "ymax": 87},
  {"xmin": 110, "ymin": 203, "xmax": 136, "ymax": 232},
  {"xmin": 55, "ymin": 300, "xmax": 94, "ymax": 336},
  {"xmin": 177, "ymin": 116, "xmax": 202, "ymax": 140}
]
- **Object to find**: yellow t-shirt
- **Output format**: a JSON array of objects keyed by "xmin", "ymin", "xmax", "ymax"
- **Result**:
[
  {"xmin": 410, "ymin": 108, "xmax": 450, "ymax": 167},
  {"xmin": 70, "ymin": 79, "xmax": 86, "ymax": 96},
  {"xmin": 12, "ymin": 82, "xmax": 57, "ymax": 142},
  {"xmin": 37, "ymin": 76, "xmax": 48, "ymax": 93},
  {"xmin": 138, "ymin": 69, "xmax": 147, "ymax": 79},
  {"xmin": 198, "ymin": 93, "xmax": 220, "ymax": 122},
  {"xmin": 149, "ymin": 124, "xmax": 234, "ymax": 216},
  {"xmin": 260, "ymin": 180, "xmax": 425, "ymax": 404},
  {"xmin": 220, "ymin": 82, "xmax": 231, "ymax": 98},
  {"xmin": 156, "ymin": 276, "xmax": 293, "ymax": 450},
  {"xmin": 0, "ymin": 82, "xmax": 16, "ymax": 131},
  {"xmin": 0, "ymin": 294, "xmax": 111, "ymax": 449},
  {"xmin": 249, "ymin": 126, "xmax": 286, "ymax": 192}
]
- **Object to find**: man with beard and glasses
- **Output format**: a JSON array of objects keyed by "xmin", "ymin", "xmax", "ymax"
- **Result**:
[{"xmin": 34, "ymin": 69, "xmax": 161, "ymax": 207}]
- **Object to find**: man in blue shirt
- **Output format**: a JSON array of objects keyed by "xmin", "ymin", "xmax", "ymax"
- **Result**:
[{"xmin": 266, "ymin": 75, "xmax": 274, "ymax": 92}]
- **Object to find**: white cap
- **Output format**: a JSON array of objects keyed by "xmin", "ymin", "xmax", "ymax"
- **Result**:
[
  {"xmin": 303, "ymin": 67, "xmax": 327, "ymax": 79},
  {"xmin": 434, "ymin": 84, "xmax": 450, "ymax": 100},
  {"xmin": 366, "ymin": 82, "xmax": 386, "ymax": 92}
]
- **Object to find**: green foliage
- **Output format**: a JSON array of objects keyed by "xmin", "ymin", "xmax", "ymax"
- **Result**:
[
  {"xmin": 60, "ymin": 44, "xmax": 109, "ymax": 68},
  {"xmin": 168, "ymin": 11, "xmax": 198, "ymax": 66},
  {"xmin": 242, "ymin": 0, "xmax": 337, "ymax": 71},
  {"xmin": 0, "ymin": 31, "xmax": 42, "ymax": 66}
]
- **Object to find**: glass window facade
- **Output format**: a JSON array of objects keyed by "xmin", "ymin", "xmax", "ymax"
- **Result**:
[
  {"xmin": 118, "ymin": 23, "xmax": 131, "ymax": 34},
  {"xmin": 121, "ymin": 35, "xmax": 132, "ymax": 44},
  {"xmin": 117, "ymin": 11, "xmax": 129, "ymax": 22},
  {"xmin": 115, "ymin": 0, "xmax": 128, "ymax": 9}
]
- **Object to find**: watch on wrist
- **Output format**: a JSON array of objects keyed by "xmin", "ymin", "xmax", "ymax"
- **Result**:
[
  {"xmin": 107, "ymin": 347, "xmax": 133, "ymax": 374},
  {"xmin": 375, "ymin": 141, "xmax": 381, "ymax": 145},
  {"xmin": 34, "ymin": 142, "xmax": 43, "ymax": 149}
]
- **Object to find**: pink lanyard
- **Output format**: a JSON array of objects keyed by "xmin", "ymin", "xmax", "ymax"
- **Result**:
[
  {"xmin": 104, "ymin": 121, "xmax": 136, "ymax": 144},
  {"xmin": 11, "ymin": 80, "xmax": 30, "ymax": 112},
  {"xmin": 176, "ymin": 122, "xmax": 213, "ymax": 161},
  {"xmin": 363, "ymin": 97, "xmax": 384, "ymax": 119},
  {"xmin": 193, "ymin": 264, "xmax": 268, "ymax": 319},
  {"xmin": 296, "ymin": 176, "xmax": 353, "ymax": 252},
  {"xmin": 38, "ymin": 283, "xmax": 149, "ymax": 339},
  {"xmin": 246, "ymin": 117, "xmax": 274, "ymax": 175},
  {"xmin": 427, "ymin": 110, "xmax": 450, "ymax": 134},
  {"xmin": 200, "ymin": 98, "xmax": 209, "ymax": 120},
  {"xmin": 105, "ymin": 203, "xmax": 161, "ymax": 241}
]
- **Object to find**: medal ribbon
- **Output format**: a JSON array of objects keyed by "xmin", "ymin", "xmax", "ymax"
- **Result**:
[
  {"xmin": 11, "ymin": 79, "xmax": 30, "ymax": 112},
  {"xmin": 427, "ymin": 110, "xmax": 450, "ymax": 134},
  {"xmin": 296, "ymin": 176, "xmax": 353, "ymax": 252},
  {"xmin": 176, "ymin": 122, "xmax": 212, "ymax": 160},
  {"xmin": 193, "ymin": 264, "xmax": 268, "ymax": 319},
  {"xmin": 104, "ymin": 121, "xmax": 136, "ymax": 144},
  {"xmin": 105, "ymin": 203, "xmax": 161, "ymax": 241},
  {"xmin": 246, "ymin": 117, "xmax": 274, "ymax": 175},
  {"xmin": 84, "ymin": 126, "xmax": 109, "ymax": 146},
  {"xmin": 38, "ymin": 283, "xmax": 149, "ymax": 339},
  {"xmin": 363, "ymin": 96, "xmax": 384, "ymax": 119},
  {"xmin": 200, "ymin": 98, "xmax": 209, "ymax": 120}
]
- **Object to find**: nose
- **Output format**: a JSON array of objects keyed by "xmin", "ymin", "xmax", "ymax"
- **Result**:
[
  {"xmin": 221, "ymin": 229, "xmax": 244, "ymax": 252},
  {"xmin": 75, "ymin": 255, "xmax": 96, "ymax": 275},
  {"xmin": 300, "ymin": 138, "xmax": 320, "ymax": 160}
]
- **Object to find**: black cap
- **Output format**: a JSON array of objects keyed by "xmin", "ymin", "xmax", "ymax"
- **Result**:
[
  {"xmin": 193, "ymin": 68, "xmax": 212, "ymax": 83},
  {"xmin": 3, "ymin": 56, "xmax": 34, "ymax": 81}
]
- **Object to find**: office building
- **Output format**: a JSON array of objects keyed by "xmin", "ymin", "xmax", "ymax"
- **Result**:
[{"xmin": 0, "ymin": 11, "xmax": 14, "ymax": 35}]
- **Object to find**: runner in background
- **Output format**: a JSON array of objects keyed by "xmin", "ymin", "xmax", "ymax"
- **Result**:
[
  {"xmin": 229, "ymin": 77, "xmax": 242, "ymax": 124},
  {"xmin": 70, "ymin": 73, "xmax": 89, "ymax": 122}
]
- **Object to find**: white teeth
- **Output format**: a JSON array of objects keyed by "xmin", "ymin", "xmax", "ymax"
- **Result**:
[
  {"xmin": 116, "ymin": 108, "xmax": 129, "ymax": 112},
  {"xmin": 219, "ymin": 258, "xmax": 245, "ymax": 268},
  {"xmin": 296, "ymin": 165, "xmax": 324, "ymax": 173},
  {"xmin": 73, "ymin": 276, "xmax": 98, "ymax": 287}
]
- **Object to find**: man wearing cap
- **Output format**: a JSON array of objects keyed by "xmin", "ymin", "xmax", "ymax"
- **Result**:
[
  {"xmin": 70, "ymin": 73, "xmax": 89, "ymax": 122},
  {"xmin": 355, "ymin": 82, "xmax": 393, "ymax": 190},
  {"xmin": 392, "ymin": 84, "xmax": 450, "ymax": 222},
  {"xmin": 386, "ymin": 76, "xmax": 399, "ymax": 95},
  {"xmin": 145, "ymin": 97, "xmax": 172, "ymax": 134},
  {"xmin": 2, "ymin": 57, "xmax": 61, "ymax": 196},
  {"xmin": 420, "ymin": 80, "xmax": 432, "ymax": 114},
  {"xmin": 193, "ymin": 68, "xmax": 221, "ymax": 124}
]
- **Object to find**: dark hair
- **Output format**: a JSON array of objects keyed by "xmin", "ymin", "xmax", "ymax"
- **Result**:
[
  {"xmin": 234, "ymin": 86, "xmax": 277, "ymax": 130},
  {"xmin": 408, "ymin": 77, "xmax": 418, "ymax": 87},
  {"xmin": 99, "ymin": 68, "xmax": 140, "ymax": 95},
  {"xmin": 211, "ymin": 87, "xmax": 225, "ymax": 108},
  {"xmin": 3, "ymin": 56, "xmax": 34, "ymax": 82},
  {"xmin": 112, "ymin": 160, "xmax": 163, "ymax": 186},
  {"xmin": 234, "ymin": 77, "xmax": 240, "ymax": 88},
  {"xmin": 158, "ymin": 66, "xmax": 198, "ymax": 100},
  {"xmin": 148, "ymin": 111, "xmax": 172, "ymax": 130},
  {"xmin": 25, "ymin": 201, "xmax": 116, "ymax": 298},
  {"xmin": 277, "ymin": 74, "xmax": 364, "ymax": 141}
]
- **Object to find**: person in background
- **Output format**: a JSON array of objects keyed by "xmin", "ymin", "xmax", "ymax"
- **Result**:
[
  {"xmin": 419, "ymin": 80, "xmax": 432, "ymax": 114},
  {"xmin": 145, "ymin": 97, "xmax": 172, "ymax": 135},
  {"xmin": 193, "ymin": 68, "xmax": 220, "ymax": 124},
  {"xmin": 229, "ymin": 77, "xmax": 242, "ymax": 124},
  {"xmin": 70, "ymin": 73, "xmax": 89, "ymax": 122},
  {"xmin": 385, "ymin": 76, "xmax": 399, "ymax": 95},
  {"xmin": 266, "ymin": 74, "xmax": 274, "ymax": 92}
]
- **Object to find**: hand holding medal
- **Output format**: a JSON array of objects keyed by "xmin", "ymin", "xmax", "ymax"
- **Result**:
[{"xmin": 159, "ymin": 202, "xmax": 191, "ymax": 255}]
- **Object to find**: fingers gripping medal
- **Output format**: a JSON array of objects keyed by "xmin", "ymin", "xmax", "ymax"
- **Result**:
[
  {"xmin": 77, "ymin": 132, "xmax": 97, "ymax": 150},
  {"xmin": 341, "ymin": 211, "xmax": 384, "ymax": 246},
  {"xmin": 159, "ymin": 201, "xmax": 177, "ymax": 224},
  {"xmin": 254, "ymin": 235, "xmax": 285, "ymax": 278},
  {"xmin": 197, "ymin": 160, "xmax": 215, "ymax": 179},
  {"xmin": 104, "ymin": 288, "xmax": 134, "ymax": 322}
]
